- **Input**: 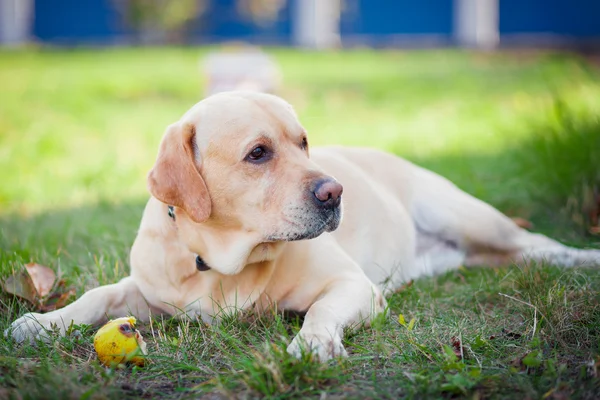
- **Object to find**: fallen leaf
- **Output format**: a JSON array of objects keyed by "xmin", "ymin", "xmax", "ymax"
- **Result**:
[
  {"xmin": 25, "ymin": 263, "xmax": 56, "ymax": 297},
  {"xmin": 1, "ymin": 263, "xmax": 74, "ymax": 313},
  {"xmin": 40, "ymin": 286, "xmax": 76, "ymax": 312},
  {"xmin": 542, "ymin": 388, "xmax": 556, "ymax": 399},
  {"xmin": 1, "ymin": 272, "xmax": 37, "ymax": 303},
  {"xmin": 450, "ymin": 336, "xmax": 464, "ymax": 359},
  {"xmin": 398, "ymin": 314, "xmax": 406, "ymax": 326},
  {"xmin": 511, "ymin": 217, "xmax": 533, "ymax": 230},
  {"xmin": 393, "ymin": 279, "xmax": 414, "ymax": 294}
]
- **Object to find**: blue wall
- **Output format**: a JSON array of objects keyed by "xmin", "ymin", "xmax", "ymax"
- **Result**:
[
  {"xmin": 32, "ymin": 0, "xmax": 292, "ymax": 45},
  {"xmin": 500, "ymin": 0, "xmax": 600, "ymax": 37},
  {"xmin": 31, "ymin": 0, "xmax": 600, "ymax": 46},
  {"xmin": 34, "ymin": 0, "xmax": 128, "ymax": 44},
  {"xmin": 190, "ymin": 0, "xmax": 292, "ymax": 43},
  {"xmin": 341, "ymin": 0, "xmax": 453, "ymax": 36}
]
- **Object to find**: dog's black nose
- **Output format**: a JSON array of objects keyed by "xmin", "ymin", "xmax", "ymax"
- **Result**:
[{"xmin": 313, "ymin": 179, "xmax": 343, "ymax": 209}]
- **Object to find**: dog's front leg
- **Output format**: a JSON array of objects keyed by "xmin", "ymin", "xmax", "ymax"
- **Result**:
[
  {"xmin": 6, "ymin": 276, "xmax": 151, "ymax": 343},
  {"xmin": 287, "ymin": 274, "xmax": 385, "ymax": 362}
]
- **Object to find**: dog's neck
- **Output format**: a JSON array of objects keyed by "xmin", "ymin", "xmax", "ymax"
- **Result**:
[
  {"xmin": 171, "ymin": 207, "xmax": 285, "ymax": 275},
  {"xmin": 200, "ymin": 230, "xmax": 282, "ymax": 275},
  {"xmin": 168, "ymin": 206, "xmax": 212, "ymax": 272}
]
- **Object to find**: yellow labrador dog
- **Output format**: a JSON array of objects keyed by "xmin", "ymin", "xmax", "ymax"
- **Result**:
[{"xmin": 7, "ymin": 92, "xmax": 600, "ymax": 361}]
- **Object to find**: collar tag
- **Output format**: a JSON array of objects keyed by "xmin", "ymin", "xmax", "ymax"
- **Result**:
[
  {"xmin": 196, "ymin": 255, "xmax": 211, "ymax": 272},
  {"xmin": 167, "ymin": 205, "xmax": 176, "ymax": 221}
]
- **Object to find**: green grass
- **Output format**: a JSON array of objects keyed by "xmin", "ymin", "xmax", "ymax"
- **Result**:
[{"xmin": 1, "ymin": 47, "xmax": 600, "ymax": 399}]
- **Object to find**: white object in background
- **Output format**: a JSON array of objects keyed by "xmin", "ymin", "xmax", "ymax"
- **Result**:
[
  {"xmin": 0, "ymin": 0, "xmax": 33, "ymax": 46},
  {"xmin": 293, "ymin": 0, "xmax": 341, "ymax": 49},
  {"xmin": 202, "ymin": 46, "xmax": 282, "ymax": 97},
  {"xmin": 454, "ymin": 0, "xmax": 499, "ymax": 49}
]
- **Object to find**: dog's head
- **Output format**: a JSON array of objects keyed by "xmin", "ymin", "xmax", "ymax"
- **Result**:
[{"xmin": 147, "ymin": 92, "xmax": 342, "ymax": 270}]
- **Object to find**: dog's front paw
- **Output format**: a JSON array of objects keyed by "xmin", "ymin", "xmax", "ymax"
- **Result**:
[
  {"xmin": 5, "ymin": 312, "xmax": 68, "ymax": 344},
  {"xmin": 287, "ymin": 331, "xmax": 348, "ymax": 362}
]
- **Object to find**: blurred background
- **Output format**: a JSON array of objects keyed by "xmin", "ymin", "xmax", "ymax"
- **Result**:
[
  {"xmin": 0, "ymin": 0, "xmax": 599, "ymax": 269},
  {"xmin": 2, "ymin": 0, "xmax": 600, "ymax": 49}
]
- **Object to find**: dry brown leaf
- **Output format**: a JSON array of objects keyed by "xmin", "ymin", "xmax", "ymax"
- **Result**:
[
  {"xmin": 1, "ymin": 271, "xmax": 37, "ymax": 303},
  {"xmin": 25, "ymin": 263, "xmax": 56, "ymax": 297},
  {"xmin": 1, "ymin": 263, "xmax": 74, "ymax": 312},
  {"xmin": 40, "ymin": 286, "xmax": 76, "ymax": 312},
  {"xmin": 511, "ymin": 217, "xmax": 533, "ymax": 230},
  {"xmin": 393, "ymin": 279, "xmax": 414, "ymax": 294},
  {"xmin": 450, "ymin": 336, "xmax": 464, "ymax": 359}
]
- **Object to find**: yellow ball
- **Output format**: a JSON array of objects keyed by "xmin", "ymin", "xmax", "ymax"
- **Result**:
[{"xmin": 93, "ymin": 316, "xmax": 147, "ymax": 367}]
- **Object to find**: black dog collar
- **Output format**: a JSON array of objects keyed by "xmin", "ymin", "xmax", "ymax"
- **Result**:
[
  {"xmin": 167, "ymin": 205, "xmax": 176, "ymax": 221},
  {"xmin": 196, "ymin": 255, "xmax": 211, "ymax": 271},
  {"xmin": 168, "ymin": 205, "xmax": 210, "ymax": 272}
]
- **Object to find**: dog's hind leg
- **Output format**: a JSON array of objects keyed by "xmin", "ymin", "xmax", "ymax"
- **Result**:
[
  {"xmin": 451, "ymin": 203, "xmax": 600, "ymax": 268},
  {"xmin": 506, "ymin": 241, "xmax": 600, "ymax": 268},
  {"xmin": 411, "ymin": 166, "xmax": 600, "ymax": 268}
]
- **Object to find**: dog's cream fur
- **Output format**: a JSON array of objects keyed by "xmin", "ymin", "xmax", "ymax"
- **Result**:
[{"xmin": 7, "ymin": 92, "xmax": 600, "ymax": 361}]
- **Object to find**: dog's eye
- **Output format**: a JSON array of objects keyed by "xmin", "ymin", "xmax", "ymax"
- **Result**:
[
  {"xmin": 301, "ymin": 137, "xmax": 308, "ymax": 151},
  {"xmin": 249, "ymin": 146, "xmax": 265, "ymax": 159},
  {"xmin": 246, "ymin": 146, "xmax": 269, "ymax": 163}
]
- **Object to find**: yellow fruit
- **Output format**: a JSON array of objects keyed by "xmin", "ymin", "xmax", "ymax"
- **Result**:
[{"xmin": 93, "ymin": 316, "xmax": 147, "ymax": 367}]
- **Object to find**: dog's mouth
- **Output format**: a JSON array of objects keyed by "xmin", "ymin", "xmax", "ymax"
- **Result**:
[
  {"xmin": 287, "ymin": 216, "xmax": 337, "ymax": 241},
  {"xmin": 267, "ymin": 206, "xmax": 342, "ymax": 242}
]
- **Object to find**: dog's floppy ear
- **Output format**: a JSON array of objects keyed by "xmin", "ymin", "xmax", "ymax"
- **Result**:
[{"xmin": 147, "ymin": 122, "xmax": 211, "ymax": 223}]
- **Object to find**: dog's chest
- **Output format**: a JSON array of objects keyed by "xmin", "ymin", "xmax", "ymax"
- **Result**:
[{"xmin": 166, "ymin": 260, "xmax": 277, "ymax": 321}]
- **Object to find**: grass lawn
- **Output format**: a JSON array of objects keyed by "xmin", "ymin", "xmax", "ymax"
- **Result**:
[{"xmin": 1, "ymin": 47, "xmax": 600, "ymax": 399}]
